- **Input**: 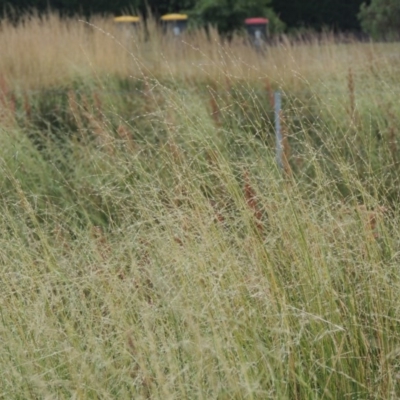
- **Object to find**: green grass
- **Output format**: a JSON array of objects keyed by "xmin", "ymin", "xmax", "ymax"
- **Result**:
[{"xmin": 1, "ymin": 16, "xmax": 400, "ymax": 398}]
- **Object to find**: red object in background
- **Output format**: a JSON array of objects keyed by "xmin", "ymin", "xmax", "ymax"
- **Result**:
[{"xmin": 245, "ymin": 18, "xmax": 269, "ymax": 25}]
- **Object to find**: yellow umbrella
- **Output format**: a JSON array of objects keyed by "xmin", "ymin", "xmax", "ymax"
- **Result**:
[
  {"xmin": 114, "ymin": 16, "xmax": 140, "ymax": 23},
  {"xmin": 160, "ymin": 14, "xmax": 188, "ymax": 21}
]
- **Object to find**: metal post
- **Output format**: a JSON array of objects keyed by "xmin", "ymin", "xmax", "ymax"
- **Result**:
[{"xmin": 274, "ymin": 91, "xmax": 283, "ymax": 169}]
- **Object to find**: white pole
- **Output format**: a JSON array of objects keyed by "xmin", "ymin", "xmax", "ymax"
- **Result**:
[{"xmin": 274, "ymin": 91, "xmax": 283, "ymax": 169}]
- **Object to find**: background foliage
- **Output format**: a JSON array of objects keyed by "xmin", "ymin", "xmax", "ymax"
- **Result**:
[
  {"xmin": 358, "ymin": 0, "xmax": 400, "ymax": 39},
  {"xmin": 2, "ymin": 0, "xmax": 398, "ymax": 38},
  {"xmin": 190, "ymin": 0, "xmax": 282, "ymax": 36},
  {"xmin": 271, "ymin": 0, "xmax": 364, "ymax": 33}
]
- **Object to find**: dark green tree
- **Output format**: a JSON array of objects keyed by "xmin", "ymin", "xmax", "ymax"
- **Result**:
[
  {"xmin": 0, "ymin": 0, "xmax": 140, "ymax": 17},
  {"xmin": 192, "ymin": 0, "xmax": 284, "ymax": 36},
  {"xmin": 358, "ymin": 0, "xmax": 400, "ymax": 39},
  {"xmin": 0, "ymin": 0, "xmax": 195, "ymax": 17},
  {"xmin": 271, "ymin": 0, "xmax": 364, "ymax": 32},
  {"xmin": 138, "ymin": 0, "xmax": 196, "ymax": 17}
]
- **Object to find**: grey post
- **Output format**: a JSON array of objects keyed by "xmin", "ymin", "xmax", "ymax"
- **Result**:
[{"xmin": 274, "ymin": 91, "xmax": 283, "ymax": 169}]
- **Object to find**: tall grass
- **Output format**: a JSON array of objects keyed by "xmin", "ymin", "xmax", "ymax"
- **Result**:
[
  {"xmin": 1, "ymin": 12, "xmax": 400, "ymax": 398},
  {"xmin": 0, "ymin": 12, "xmax": 398, "ymax": 90}
]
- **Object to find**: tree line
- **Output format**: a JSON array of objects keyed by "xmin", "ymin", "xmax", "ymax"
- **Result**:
[{"xmin": 1, "ymin": 0, "xmax": 399, "ymax": 39}]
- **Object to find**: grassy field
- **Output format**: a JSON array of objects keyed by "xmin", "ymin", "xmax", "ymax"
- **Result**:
[{"xmin": 1, "ymin": 13, "xmax": 400, "ymax": 399}]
